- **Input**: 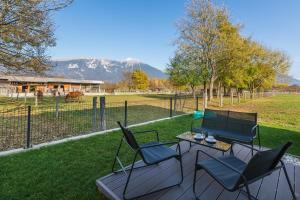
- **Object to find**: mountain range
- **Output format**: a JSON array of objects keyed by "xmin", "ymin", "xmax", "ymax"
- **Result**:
[
  {"xmin": 48, "ymin": 58, "xmax": 300, "ymax": 85},
  {"xmin": 276, "ymin": 74, "xmax": 300, "ymax": 86},
  {"xmin": 49, "ymin": 58, "xmax": 167, "ymax": 82}
]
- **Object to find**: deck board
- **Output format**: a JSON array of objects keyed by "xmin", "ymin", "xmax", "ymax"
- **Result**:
[{"xmin": 96, "ymin": 142, "xmax": 297, "ymax": 200}]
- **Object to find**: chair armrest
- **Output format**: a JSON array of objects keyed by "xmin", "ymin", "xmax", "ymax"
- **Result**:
[
  {"xmin": 231, "ymin": 141, "xmax": 261, "ymax": 153},
  {"xmin": 251, "ymin": 124, "xmax": 259, "ymax": 136},
  {"xmin": 196, "ymin": 149, "xmax": 242, "ymax": 175},
  {"xmin": 134, "ymin": 130, "xmax": 159, "ymax": 141}
]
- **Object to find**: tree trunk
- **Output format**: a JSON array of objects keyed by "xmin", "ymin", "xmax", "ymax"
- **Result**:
[
  {"xmin": 191, "ymin": 86, "xmax": 196, "ymax": 99},
  {"xmin": 209, "ymin": 79, "xmax": 214, "ymax": 101},
  {"xmin": 230, "ymin": 88, "xmax": 234, "ymax": 105},
  {"xmin": 219, "ymin": 88, "xmax": 223, "ymax": 107},
  {"xmin": 217, "ymin": 82, "xmax": 220, "ymax": 99}
]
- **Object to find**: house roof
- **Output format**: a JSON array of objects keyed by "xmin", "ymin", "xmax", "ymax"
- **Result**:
[{"xmin": 0, "ymin": 75, "xmax": 104, "ymax": 84}]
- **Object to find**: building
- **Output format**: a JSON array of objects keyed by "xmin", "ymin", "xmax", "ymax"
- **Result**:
[{"xmin": 0, "ymin": 75, "xmax": 104, "ymax": 96}]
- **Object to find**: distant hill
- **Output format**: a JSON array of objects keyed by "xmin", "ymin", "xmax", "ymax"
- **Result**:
[
  {"xmin": 48, "ymin": 58, "xmax": 167, "ymax": 82},
  {"xmin": 276, "ymin": 74, "xmax": 300, "ymax": 86}
]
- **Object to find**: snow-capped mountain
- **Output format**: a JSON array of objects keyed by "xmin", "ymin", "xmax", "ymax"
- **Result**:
[{"xmin": 49, "ymin": 58, "xmax": 167, "ymax": 82}]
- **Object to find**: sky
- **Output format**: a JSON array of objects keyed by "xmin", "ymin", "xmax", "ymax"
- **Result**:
[{"xmin": 50, "ymin": 0, "xmax": 300, "ymax": 79}]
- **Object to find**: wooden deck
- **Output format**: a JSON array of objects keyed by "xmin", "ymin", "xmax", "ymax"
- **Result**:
[{"xmin": 96, "ymin": 142, "xmax": 300, "ymax": 200}]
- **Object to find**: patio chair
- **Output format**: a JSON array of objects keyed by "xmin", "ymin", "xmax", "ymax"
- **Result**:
[
  {"xmin": 112, "ymin": 121, "xmax": 183, "ymax": 200},
  {"xmin": 193, "ymin": 141, "xmax": 296, "ymax": 200}
]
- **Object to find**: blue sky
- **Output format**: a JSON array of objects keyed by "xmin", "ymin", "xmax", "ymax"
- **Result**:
[{"xmin": 50, "ymin": 0, "xmax": 300, "ymax": 79}]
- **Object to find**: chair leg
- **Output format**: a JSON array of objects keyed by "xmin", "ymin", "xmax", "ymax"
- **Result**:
[
  {"xmin": 241, "ymin": 182, "xmax": 259, "ymax": 200},
  {"xmin": 257, "ymin": 126, "xmax": 261, "ymax": 149},
  {"xmin": 123, "ymin": 153, "xmax": 138, "ymax": 200},
  {"xmin": 112, "ymin": 137, "xmax": 123, "ymax": 173},
  {"xmin": 123, "ymin": 156, "xmax": 183, "ymax": 200},
  {"xmin": 193, "ymin": 168, "xmax": 200, "ymax": 200},
  {"xmin": 178, "ymin": 155, "xmax": 184, "ymax": 184},
  {"xmin": 282, "ymin": 164, "xmax": 297, "ymax": 199}
]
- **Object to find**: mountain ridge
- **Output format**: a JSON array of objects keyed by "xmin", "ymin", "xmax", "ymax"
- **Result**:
[{"xmin": 48, "ymin": 58, "xmax": 167, "ymax": 82}]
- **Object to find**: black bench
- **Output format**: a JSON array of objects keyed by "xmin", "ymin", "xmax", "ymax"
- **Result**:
[{"xmin": 191, "ymin": 109, "xmax": 261, "ymax": 150}]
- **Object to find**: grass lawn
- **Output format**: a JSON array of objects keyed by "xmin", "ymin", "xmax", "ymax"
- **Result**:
[{"xmin": 0, "ymin": 94, "xmax": 299, "ymax": 200}]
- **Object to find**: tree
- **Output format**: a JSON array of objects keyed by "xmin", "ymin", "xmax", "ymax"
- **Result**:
[
  {"xmin": 176, "ymin": 0, "xmax": 226, "ymax": 101},
  {"xmin": 118, "ymin": 70, "xmax": 133, "ymax": 90},
  {"xmin": 0, "ymin": 0, "xmax": 72, "ymax": 73},
  {"xmin": 215, "ymin": 12, "xmax": 248, "ymax": 95},
  {"xmin": 131, "ymin": 69, "xmax": 149, "ymax": 90},
  {"xmin": 243, "ymin": 40, "xmax": 291, "ymax": 97},
  {"xmin": 168, "ymin": 50, "xmax": 208, "ymax": 98}
]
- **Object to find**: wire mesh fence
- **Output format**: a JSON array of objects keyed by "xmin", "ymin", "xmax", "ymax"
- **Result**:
[
  {"xmin": 0, "ymin": 95, "xmax": 196, "ymax": 152},
  {"xmin": 0, "ymin": 92, "xmax": 274, "ymax": 152}
]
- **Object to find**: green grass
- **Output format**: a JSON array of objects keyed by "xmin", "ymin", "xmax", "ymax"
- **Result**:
[
  {"xmin": 0, "ymin": 116, "xmax": 191, "ymax": 200},
  {"xmin": 0, "ymin": 94, "xmax": 299, "ymax": 200}
]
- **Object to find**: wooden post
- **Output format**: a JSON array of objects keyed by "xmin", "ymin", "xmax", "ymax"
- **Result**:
[
  {"xmin": 100, "ymin": 96, "xmax": 106, "ymax": 130},
  {"xmin": 24, "ymin": 92, "xmax": 27, "ymax": 103},
  {"xmin": 92, "ymin": 97, "xmax": 97, "ymax": 131},
  {"xmin": 173, "ymin": 95, "xmax": 177, "ymax": 114},
  {"xmin": 56, "ymin": 96, "xmax": 59, "ymax": 118},
  {"xmin": 35, "ymin": 93, "xmax": 38, "ymax": 106},
  {"xmin": 169, "ymin": 97, "xmax": 173, "ymax": 117},
  {"xmin": 196, "ymin": 96, "xmax": 199, "ymax": 111},
  {"xmin": 238, "ymin": 92, "xmax": 241, "ymax": 103},
  {"xmin": 203, "ymin": 91, "xmax": 207, "ymax": 109},
  {"xmin": 230, "ymin": 90, "xmax": 234, "ymax": 105},
  {"xmin": 219, "ymin": 91, "xmax": 223, "ymax": 107}
]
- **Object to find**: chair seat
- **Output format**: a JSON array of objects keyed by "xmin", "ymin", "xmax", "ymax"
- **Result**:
[
  {"xmin": 140, "ymin": 142, "xmax": 179, "ymax": 165},
  {"xmin": 197, "ymin": 155, "xmax": 246, "ymax": 189},
  {"xmin": 192, "ymin": 127, "xmax": 253, "ymax": 143}
]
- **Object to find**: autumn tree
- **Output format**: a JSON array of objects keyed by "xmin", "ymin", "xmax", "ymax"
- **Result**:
[
  {"xmin": 131, "ymin": 69, "xmax": 149, "ymax": 90},
  {"xmin": 176, "ymin": 0, "xmax": 226, "ymax": 101},
  {"xmin": 0, "ymin": 0, "xmax": 72, "ymax": 73}
]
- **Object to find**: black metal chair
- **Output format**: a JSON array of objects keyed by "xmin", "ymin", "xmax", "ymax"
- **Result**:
[
  {"xmin": 193, "ymin": 141, "xmax": 296, "ymax": 200},
  {"xmin": 112, "ymin": 121, "xmax": 183, "ymax": 200}
]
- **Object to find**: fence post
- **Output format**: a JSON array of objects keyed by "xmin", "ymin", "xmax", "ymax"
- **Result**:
[
  {"xmin": 56, "ymin": 96, "xmax": 59, "ymax": 118},
  {"xmin": 92, "ymin": 97, "xmax": 97, "ymax": 131},
  {"xmin": 173, "ymin": 94, "xmax": 177, "ymax": 114},
  {"xmin": 169, "ymin": 97, "xmax": 173, "ymax": 117},
  {"xmin": 26, "ymin": 105, "xmax": 32, "ymax": 148},
  {"xmin": 100, "ymin": 96, "xmax": 106, "ymax": 130},
  {"xmin": 35, "ymin": 94, "xmax": 38, "ymax": 106},
  {"xmin": 124, "ymin": 100, "xmax": 128, "ymax": 127},
  {"xmin": 230, "ymin": 91, "xmax": 233, "ymax": 104},
  {"xmin": 196, "ymin": 96, "xmax": 199, "ymax": 111}
]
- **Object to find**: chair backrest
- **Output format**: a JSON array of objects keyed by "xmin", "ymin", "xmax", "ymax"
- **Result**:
[
  {"xmin": 202, "ymin": 109, "xmax": 228, "ymax": 131},
  {"xmin": 227, "ymin": 111, "xmax": 257, "ymax": 137},
  {"xmin": 117, "ymin": 121, "xmax": 140, "ymax": 150},
  {"xmin": 238, "ymin": 142, "xmax": 292, "ymax": 186}
]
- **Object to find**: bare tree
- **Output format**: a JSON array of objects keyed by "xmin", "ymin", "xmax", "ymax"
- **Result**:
[{"xmin": 0, "ymin": 0, "xmax": 73, "ymax": 73}]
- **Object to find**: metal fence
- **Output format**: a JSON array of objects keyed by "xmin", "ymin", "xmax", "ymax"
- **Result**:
[
  {"xmin": 0, "ymin": 92, "xmax": 276, "ymax": 152},
  {"xmin": 0, "ymin": 96, "xmax": 197, "ymax": 152}
]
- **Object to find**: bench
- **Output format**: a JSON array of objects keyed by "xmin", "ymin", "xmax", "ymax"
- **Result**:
[{"xmin": 191, "ymin": 109, "xmax": 261, "ymax": 150}]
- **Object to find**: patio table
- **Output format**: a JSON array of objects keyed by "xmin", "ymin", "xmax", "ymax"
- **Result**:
[{"xmin": 176, "ymin": 131, "xmax": 232, "ymax": 154}]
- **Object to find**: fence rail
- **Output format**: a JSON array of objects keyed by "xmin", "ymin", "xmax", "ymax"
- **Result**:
[{"xmin": 0, "ymin": 92, "xmax": 276, "ymax": 152}]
